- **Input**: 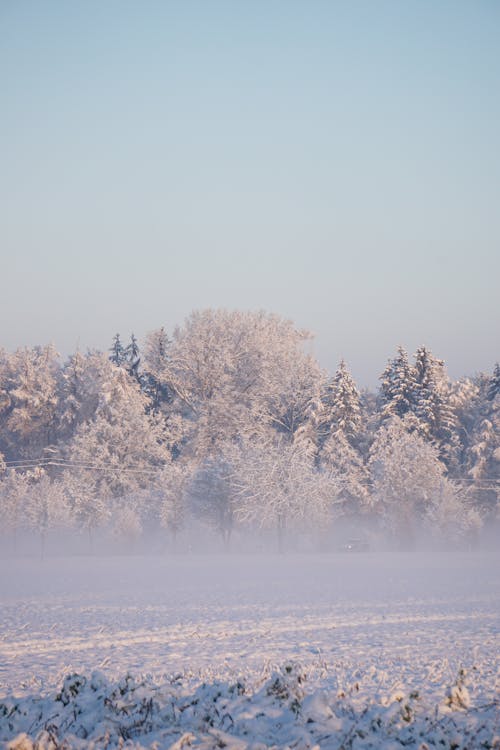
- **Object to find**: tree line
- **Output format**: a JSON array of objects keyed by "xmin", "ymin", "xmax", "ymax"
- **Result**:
[{"xmin": 0, "ymin": 309, "xmax": 498, "ymax": 553}]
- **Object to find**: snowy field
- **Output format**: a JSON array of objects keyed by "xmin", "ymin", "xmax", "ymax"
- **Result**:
[{"xmin": 0, "ymin": 551, "xmax": 499, "ymax": 749}]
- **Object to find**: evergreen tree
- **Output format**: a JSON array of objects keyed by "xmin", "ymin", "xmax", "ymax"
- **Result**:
[
  {"xmin": 467, "ymin": 367, "xmax": 500, "ymax": 515},
  {"xmin": 109, "ymin": 333, "xmax": 126, "ymax": 367},
  {"xmin": 322, "ymin": 359, "xmax": 361, "ymax": 444},
  {"xmin": 379, "ymin": 346, "xmax": 416, "ymax": 421},
  {"xmin": 125, "ymin": 333, "xmax": 141, "ymax": 382},
  {"xmin": 487, "ymin": 363, "xmax": 500, "ymax": 402},
  {"xmin": 413, "ymin": 346, "xmax": 456, "ymax": 446},
  {"xmin": 143, "ymin": 327, "xmax": 172, "ymax": 414}
]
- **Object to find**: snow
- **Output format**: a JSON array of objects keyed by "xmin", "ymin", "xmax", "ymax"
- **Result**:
[{"xmin": 1, "ymin": 551, "xmax": 499, "ymax": 748}]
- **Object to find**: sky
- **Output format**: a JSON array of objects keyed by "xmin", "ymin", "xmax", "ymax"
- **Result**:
[{"xmin": 1, "ymin": 0, "xmax": 499, "ymax": 388}]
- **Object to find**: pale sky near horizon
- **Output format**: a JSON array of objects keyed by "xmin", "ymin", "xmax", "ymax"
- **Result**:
[{"xmin": 1, "ymin": 1, "xmax": 499, "ymax": 388}]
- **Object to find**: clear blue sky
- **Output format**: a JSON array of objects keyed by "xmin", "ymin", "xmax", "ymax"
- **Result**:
[{"xmin": 1, "ymin": 0, "xmax": 499, "ymax": 387}]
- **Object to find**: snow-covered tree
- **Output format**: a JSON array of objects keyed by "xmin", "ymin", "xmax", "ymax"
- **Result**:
[
  {"xmin": 109, "ymin": 334, "xmax": 126, "ymax": 367},
  {"xmin": 67, "ymin": 367, "xmax": 171, "ymax": 520},
  {"xmin": 157, "ymin": 461, "xmax": 191, "ymax": 544},
  {"xmin": 61, "ymin": 468, "xmax": 109, "ymax": 541},
  {"xmin": 369, "ymin": 417, "xmax": 450, "ymax": 545},
  {"xmin": 321, "ymin": 359, "xmax": 361, "ymax": 445},
  {"xmin": 143, "ymin": 327, "xmax": 172, "ymax": 414},
  {"xmin": 22, "ymin": 471, "xmax": 70, "ymax": 557},
  {"xmin": 124, "ymin": 333, "xmax": 141, "ymax": 382},
  {"xmin": 265, "ymin": 351, "xmax": 324, "ymax": 451},
  {"xmin": 147, "ymin": 310, "xmax": 324, "ymax": 459},
  {"xmin": 446, "ymin": 376, "xmax": 481, "ymax": 477},
  {"xmin": 319, "ymin": 431, "xmax": 369, "ymax": 516},
  {"xmin": 379, "ymin": 346, "xmax": 416, "ymax": 422},
  {"xmin": 424, "ymin": 483, "xmax": 482, "ymax": 545},
  {"xmin": 0, "ymin": 469, "xmax": 29, "ymax": 546},
  {"xmin": 56, "ymin": 351, "xmax": 115, "ymax": 441},
  {"xmin": 413, "ymin": 346, "xmax": 456, "ymax": 446},
  {"xmin": 189, "ymin": 454, "xmax": 237, "ymax": 546},
  {"xmin": 3, "ymin": 345, "xmax": 60, "ymax": 459},
  {"xmin": 0, "ymin": 349, "xmax": 11, "ymax": 427},
  {"xmin": 487, "ymin": 363, "xmax": 500, "ymax": 403},
  {"xmin": 232, "ymin": 438, "xmax": 335, "ymax": 551},
  {"xmin": 111, "ymin": 506, "xmax": 143, "ymax": 547},
  {"xmin": 467, "ymin": 415, "xmax": 499, "ymax": 514}
]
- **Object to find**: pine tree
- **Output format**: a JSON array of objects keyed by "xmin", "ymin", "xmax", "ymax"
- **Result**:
[
  {"xmin": 379, "ymin": 346, "xmax": 416, "ymax": 421},
  {"xmin": 125, "ymin": 333, "xmax": 141, "ymax": 382},
  {"xmin": 322, "ymin": 359, "xmax": 361, "ymax": 444},
  {"xmin": 109, "ymin": 333, "xmax": 126, "ymax": 367},
  {"xmin": 413, "ymin": 346, "xmax": 456, "ymax": 446},
  {"xmin": 487, "ymin": 363, "xmax": 500, "ymax": 402},
  {"xmin": 467, "ymin": 367, "xmax": 500, "ymax": 515},
  {"xmin": 143, "ymin": 327, "xmax": 172, "ymax": 414}
]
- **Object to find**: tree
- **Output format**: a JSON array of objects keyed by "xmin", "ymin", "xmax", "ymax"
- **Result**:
[
  {"xmin": 321, "ymin": 359, "xmax": 362, "ymax": 445},
  {"xmin": 157, "ymin": 460, "xmax": 191, "ymax": 544},
  {"xmin": 424, "ymin": 483, "xmax": 482, "ymax": 545},
  {"xmin": 467, "ymin": 417, "xmax": 499, "ymax": 514},
  {"xmin": 143, "ymin": 327, "xmax": 172, "ymax": 414},
  {"xmin": 232, "ymin": 438, "xmax": 334, "ymax": 551},
  {"xmin": 61, "ymin": 468, "xmax": 109, "ymax": 542},
  {"xmin": 124, "ymin": 333, "xmax": 141, "ymax": 382},
  {"xmin": 379, "ymin": 346, "xmax": 416, "ymax": 422},
  {"xmin": 413, "ymin": 346, "xmax": 456, "ymax": 446},
  {"xmin": 22, "ymin": 471, "xmax": 70, "ymax": 557},
  {"xmin": 147, "ymin": 310, "xmax": 324, "ymax": 459},
  {"xmin": 319, "ymin": 431, "xmax": 369, "ymax": 517},
  {"xmin": 0, "ymin": 469, "xmax": 29, "ymax": 548},
  {"xmin": 189, "ymin": 454, "xmax": 237, "ymax": 546},
  {"xmin": 109, "ymin": 334, "xmax": 126, "ymax": 367},
  {"xmin": 487, "ymin": 363, "xmax": 500, "ymax": 402},
  {"xmin": 369, "ymin": 417, "xmax": 449, "ymax": 546},
  {"xmin": 3, "ymin": 345, "xmax": 59, "ymax": 459},
  {"xmin": 66, "ymin": 367, "xmax": 171, "ymax": 531},
  {"xmin": 56, "ymin": 351, "xmax": 115, "ymax": 442}
]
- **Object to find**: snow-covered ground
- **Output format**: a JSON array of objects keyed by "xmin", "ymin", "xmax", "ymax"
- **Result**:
[{"xmin": 1, "ymin": 551, "xmax": 499, "ymax": 748}]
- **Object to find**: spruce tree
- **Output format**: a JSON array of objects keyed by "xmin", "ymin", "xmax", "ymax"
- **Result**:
[
  {"xmin": 487, "ymin": 363, "xmax": 500, "ymax": 402},
  {"xmin": 109, "ymin": 333, "xmax": 126, "ymax": 367},
  {"xmin": 125, "ymin": 333, "xmax": 141, "ymax": 382},
  {"xmin": 322, "ymin": 359, "xmax": 361, "ymax": 444},
  {"xmin": 413, "ymin": 346, "xmax": 456, "ymax": 445},
  {"xmin": 379, "ymin": 346, "xmax": 416, "ymax": 421}
]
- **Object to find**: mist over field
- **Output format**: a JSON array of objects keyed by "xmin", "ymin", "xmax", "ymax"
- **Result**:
[{"xmin": 1, "ymin": 550, "xmax": 499, "ymax": 748}]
